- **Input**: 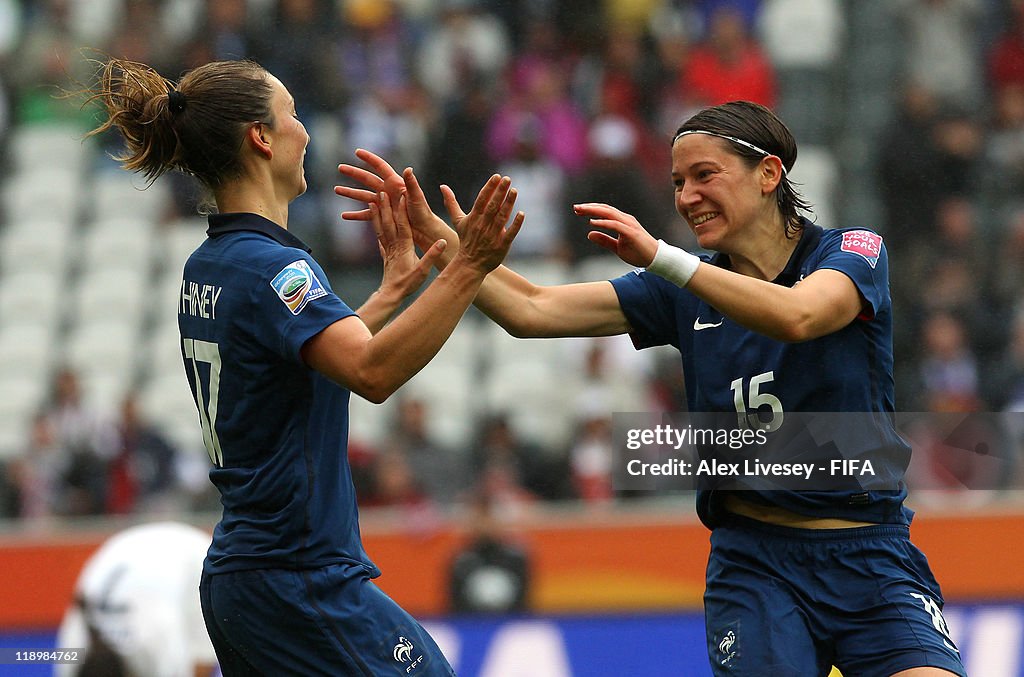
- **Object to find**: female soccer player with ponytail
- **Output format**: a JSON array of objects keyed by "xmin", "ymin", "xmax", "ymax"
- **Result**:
[{"xmin": 88, "ymin": 57, "xmax": 523, "ymax": 675}]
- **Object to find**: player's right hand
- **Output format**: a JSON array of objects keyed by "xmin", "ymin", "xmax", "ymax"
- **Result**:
[
  {"xmin": 337, "ymin": 150, "xmax": 452, "ymax": 253},
  {"xmin": 452, "ymin": 175, "xmax": 524, "ymax": 275}
]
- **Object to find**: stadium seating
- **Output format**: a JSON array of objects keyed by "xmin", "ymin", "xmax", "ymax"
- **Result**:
[
  {"xmin": 0, "ymin": 265, "xmax": 65, "ymax": 334},
  {"xmin": 0, "ymin": 24, "xmax": 851, "ymax": 476},
  {"xmin": 91, "ymin": 171, "xmax": 170, "ymax": 223},
  {"xmin": 8, "ymin": 123, "xmax": 90, "ymax": 175},
  {"xmin": 80, "ymin": 216, "xmax": 156, "ymax": 269},
  {"xmin": 2, "ymin": 168, "xmax": 81, "ymax": 225},
  {"xmin": 789, "ymin": 145, "xmax": 838, "ymax": 228},
  {"xmin": 0, "ymin": 373, "xmax": 47, "ymax": 455}
]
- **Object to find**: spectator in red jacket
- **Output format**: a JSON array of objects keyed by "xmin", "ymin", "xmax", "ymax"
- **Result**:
[
  {"xmin": 681, "ymin": 5, "xmax": 777, "ymax": 107},
  {"xmin": 990, "ymin": 0, "xmax": 1024, "ymax": 95}
]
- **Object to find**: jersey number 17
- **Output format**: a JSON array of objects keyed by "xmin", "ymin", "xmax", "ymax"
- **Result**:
[{"xmin": 182, "ymin": 338, "xmax": 224, "ymax": 466}]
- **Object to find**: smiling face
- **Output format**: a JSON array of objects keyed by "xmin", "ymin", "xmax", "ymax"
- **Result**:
[
  {"xmin": 264, "ymin": 75, "xmax": 310, "ymax": 200},
  {"xmin": 670, "ymin": 133, "xmax": 779, "ymax": 252}
]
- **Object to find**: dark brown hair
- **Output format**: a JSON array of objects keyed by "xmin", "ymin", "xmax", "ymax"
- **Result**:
[
  {"xmin": 674, "ymin": 101, "xmax": 812, "ymax": 236},
  {"xmin": 86, "ymin": 58, "xmax": 274, "ymax": 192}
]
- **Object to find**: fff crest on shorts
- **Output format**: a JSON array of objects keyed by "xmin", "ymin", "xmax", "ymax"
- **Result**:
[
  {"xmin": 270, "ymin": 259, "xmax": 327, "ymax": 315},
  {"xmin": 840, "ymin": 230, "xmax": 882, "ymax": 269}
]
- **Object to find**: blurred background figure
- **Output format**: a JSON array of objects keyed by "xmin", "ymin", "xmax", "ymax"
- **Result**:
[
  {"xmin": 681, "ymin": 3, "xmax": 777, "ymax": 107},
  {"xmin": 470, "ymin": 413, "xmax": 572, "ymax": 510},
  {"xmin": 422, "ymin": 77, "xmax": 495, "ymax": 215},
  {"xmin": 565, "ymin": 114, "xmax": 662, "ymax": 263},
  {"xmin": 917, "ymin": 311, "xmax": 983, "ymax": 413},
  {"xmin": 757, "ymin": 0, "xmax": 844, "ymax": 145},
  {"xmin": 416, "ymin": 0, "xmax": 511, "ymax": 110},
  {"xmin": 105, "ymin": 390, "xmax": 181, "ymax": 515},
  {"xmin": 9, "ymin": 412, "xmax": 62, "ymax": 520},
  {"xmin": 980, "ymin": 83, "xmax": 1024, "ymax": 217},
  {"xmin": 568, "ymin": 412, "xmax": 615, "ymax": 504},
  {"xmin": 988, "ymin": 0, "xmax": 1024, "ymax": 99},
  {"xmin": 448, "ymin": 490, "xmax": 531, "ymax": 615},
  {"xmin": 40, "ymin": 368, "xmax": 118, "ymax": 517},
  {"xmin": 363, "ymin": 447, "xmax": 436, "ymax": 512},
  {"xmin": 486, "ymin": 56, "xmax": 589, "ymax": 176},
  {"xmin": 381, "ymin": 396, "xmax": 466, "ymax": 505},
  {"xmin": 493, "ymin": 114, "xmax": 568, "ymax": 261},
  {"xmin": 893, "ymin": 0, "xmax": 985, "ymax": 113}
]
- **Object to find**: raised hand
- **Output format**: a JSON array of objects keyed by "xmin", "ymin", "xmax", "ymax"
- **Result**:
[
  {"xmin": 574, "ymin": 202, "xmax": 659, "ymax": 268},
  {"xmin": 336, "ymin": 150, "xmax": 448, "ymax": 250},
  {"xmin": 369, "ymin": 191, "xmax": 447, "ymax": 300},
  {"xmin": 454, "ymin": 174, "xmax": 524, "ymax": 274},
  {"xmin": 437, "ymin": 182, "xmax": 468, "ymax": 232}
]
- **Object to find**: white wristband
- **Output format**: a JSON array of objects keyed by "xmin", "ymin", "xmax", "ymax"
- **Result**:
[{"xmin": 647, "ymin": 239, "xmax": 700, "ymax": 287}]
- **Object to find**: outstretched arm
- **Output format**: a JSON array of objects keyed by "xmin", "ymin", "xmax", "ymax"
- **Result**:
[
  {"xmin": 304, "ymin": 176, "xmax": 523, "ymax": 403},
  {"xmin": 336, "ymin": 150, "xmax": 630, "ymax": 339},
  {"xmin": 575, "ymin": 202, "xmax": 864, "ymax": 342}
]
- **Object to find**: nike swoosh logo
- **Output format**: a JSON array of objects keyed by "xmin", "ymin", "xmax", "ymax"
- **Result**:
[{"xmin": 694, "ymin": 318, "xmax": 723, "ymax": 331}]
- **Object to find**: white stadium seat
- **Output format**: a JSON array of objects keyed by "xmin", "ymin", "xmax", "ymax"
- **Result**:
[
  {"xmin": 143, "ymin": 320, "xmax": 186, "ymax": 383},
  {"xmin": 0, "ymin": 218, "xmax": 75, "ymax": 281},
  {"xmin": 65, "ymin": 318, "xmax": 141, "ymax": 383},
  {"xmin": 0, "ymin": 323, "xmax": 56, "ymax": 380},
  {"xmin": 79, "ymin": 216, "xmax": 156, "ymax": 272},
  {"xmin": 483, "ymin": 356, "xmax": 577, "ymax": 449},
  {"xmin": 69, "ymin": 264, "xmax": 149, "ymax": 327},
  {"xmin": 9, "ymin": 123, "xmax": 91, "ymax": 174},
  {"xmin": 347, "ymin": 394, "xmax": 396, "ymax": 449},
  {"xmin": 149, "ymin": 268, "xmax": 188, "ymax": 330},
  {"xmin": 92, "ymin": 171, "xmax": 171, "ymax": 222},
  {"xmin": 2, "ymin": 168, "xmax": 82, "ymax": 224},
  {"xmin": 158, "ymin": 219, "xmax": 209, "ymax": 270},
  {"xmin": 400, "ymin": 321, "xmax": 485, "ymax": 450},
  {"xmin": 0, "ymin": 373, "xmax": 49, "ymax": 459},
  {"xmin": 789, "ymin": 145, "xmax": 838, "ymax": 228},
  {"xmin": 506, "ymin": 259, "xmax": 571, "ymax": 287},
  {"xmin": 64, "ymin": 320, "xmax": 141, "ymax": 414},
  {"xmin": 0, "ymin": 267, "xmax": 66, "ymax": 333},
  {"xmin": 138, "ymin": 372, "xmax": 206, "ymax": 457}
]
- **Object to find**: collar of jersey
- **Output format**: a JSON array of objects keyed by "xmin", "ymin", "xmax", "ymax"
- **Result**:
[
  {"xmin": 707, "ymin": 217, "xmax": 822, "ymax": 287},
  {"xmin": 206, "ymin": 212, "xmax": 313, "ymax": 253}
]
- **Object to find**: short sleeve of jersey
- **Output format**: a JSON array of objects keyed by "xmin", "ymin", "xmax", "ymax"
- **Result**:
[
  {"xmin": 815, "ymin": 229, "xmax": 889, "ymax": 318},
  {"xmin": 609, "ymin": 269, "xmax": 689, "ymax": 349},
  {"xmin": 249, "ymin": 251, "xmax": 356, "ymax": 362}
]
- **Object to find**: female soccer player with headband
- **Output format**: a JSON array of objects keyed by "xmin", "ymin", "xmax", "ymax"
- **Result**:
[{"xmin": 339, "ymin": 100, "xmax": 966, "ymax": 677}]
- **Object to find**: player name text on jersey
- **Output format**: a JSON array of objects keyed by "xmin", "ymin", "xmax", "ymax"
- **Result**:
[{"xmin": 180, "ymin": 280, "xmax": 223, "ymax": 320}]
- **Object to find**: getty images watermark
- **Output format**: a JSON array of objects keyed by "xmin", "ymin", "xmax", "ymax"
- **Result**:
[{"xmin": 612, "ymin": 412, "xmax": 1020, "ymax": 492}]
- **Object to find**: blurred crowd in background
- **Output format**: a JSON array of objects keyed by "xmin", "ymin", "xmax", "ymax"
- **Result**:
[{"xmin": 0, "ymin": 0, "xmax": 1023, "ymax": 525}]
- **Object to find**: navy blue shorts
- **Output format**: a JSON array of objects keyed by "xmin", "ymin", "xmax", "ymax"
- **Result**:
[
  {"xmin": 704, "ymin": 515, "xmax": 967, "ymax": 677},
  {"xmin": 200, "ymin": 563, "xmax": 455, "ymax": 676}
]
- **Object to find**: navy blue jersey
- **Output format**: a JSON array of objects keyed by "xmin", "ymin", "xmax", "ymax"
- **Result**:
[
  {"xmin": 610, "ymin": 221, "xmax": 913, "ymax": 527},
  {"xmin": 178, "ymin": 213, "xmax": 379, "ymax": 576}
]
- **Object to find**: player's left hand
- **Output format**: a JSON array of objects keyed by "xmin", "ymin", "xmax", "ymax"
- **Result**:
[
  {"xmin": 370, "ymin": 191, "xmax": 447, "ymax": 300},
  {"xmin": 574, "ymin": 202, "xmax": 659, "ymax": 268}
]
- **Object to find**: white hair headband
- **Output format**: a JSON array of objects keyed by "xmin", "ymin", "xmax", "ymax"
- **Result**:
[{"xmin": 672, "ymin": 129, "xmax": 787, "ymax": 175}]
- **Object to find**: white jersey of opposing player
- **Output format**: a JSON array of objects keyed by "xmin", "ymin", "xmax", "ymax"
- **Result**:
[{"xmin": 55, "ymin": 521, "xmax": 216, "ymax": 677}]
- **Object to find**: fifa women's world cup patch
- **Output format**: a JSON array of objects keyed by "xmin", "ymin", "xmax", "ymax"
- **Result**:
[
  {"xmin": 840, "ymin": 230, "xmax": 882, "ymax": 268},
  {"xmin": 271, "ymin": 259, "xmax": 328, "ymax": 315}
]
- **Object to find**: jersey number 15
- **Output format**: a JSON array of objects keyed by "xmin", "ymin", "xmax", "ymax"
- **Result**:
[{"xmin": 730, "ymin": 371, "xmax": 784, "ymax": 433}]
